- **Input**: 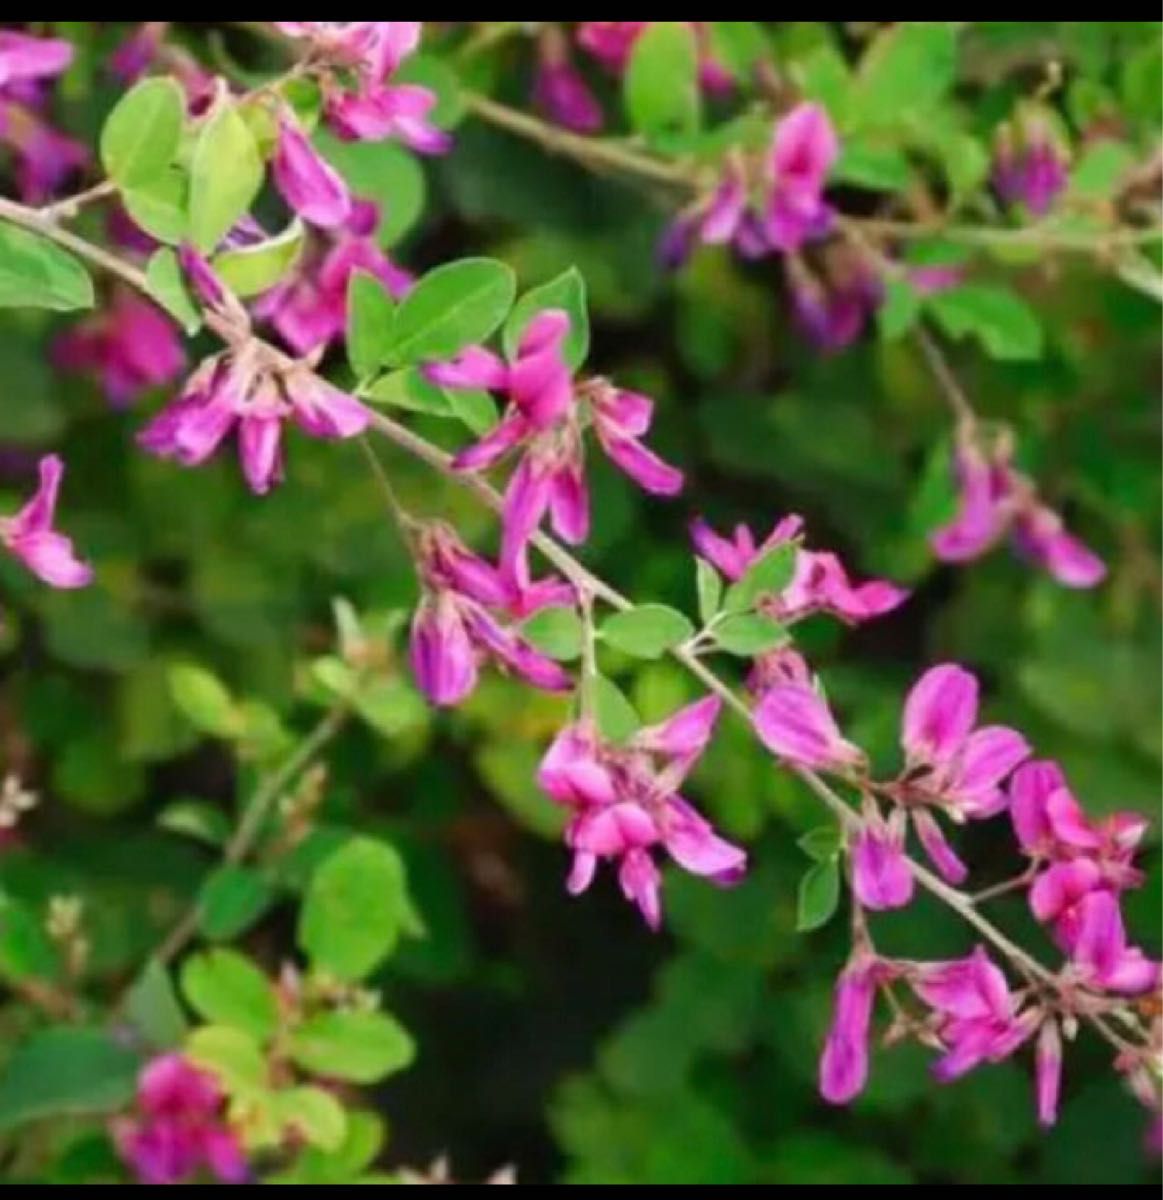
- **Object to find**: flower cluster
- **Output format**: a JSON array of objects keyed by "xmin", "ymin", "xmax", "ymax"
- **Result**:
[
  {"xmin": 933, "ymin": 431, "xmax": 1106, "ymax": 589},
  {"xmin": 113, "ymin": 1055, "xmax": 248, "ymax": 1186},
  {"xmin": 274, "ymin": 22, "xmax": 449, "ymax": 154},
  {"xmin": 409, "ymin": 521, "xmax": 573, "ymax": 707},
  {"xmin": 538, "ymin": 699, "xmax": 746, "ymax": 928},
  {"xmin": 427, "ymin": 310, "xmax": 684, "ymax": 582},
  {"xmin": 0, "ymin": 30, "xmax": 86, "ymax": 201}
]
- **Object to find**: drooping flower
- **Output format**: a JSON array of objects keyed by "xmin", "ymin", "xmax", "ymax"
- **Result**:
[
  {"xmin": 272, "ymin": 110, "xmax": 352, "ymax": 229},
  {"xmin": 1, "ymin": 455, "xmax": 92, "ymax": 589},
  {"xmin": 819, "ymin": 953, "xmax": 898, "ymax": 1105},
  {"xmin": 690, "ymin": 514, "xmax": 908, "ymax": 628},
  {"xmin": 908, "ymin": 947, "xmax": 1038, "ymax": 1084},
  {"xmin": 851, "ymin": 808, "xmax": 914, "ymax": 911},
  {"xmin": 754, "ymin": 682, "xmax": 865, "ymax": 773},
  {"xmin": 1066, "ymin": 890, "xmax": 1160, "ymax": 997},
  {"xmin": 54, "ymin": 290, "xmax": 186, "ymax": 407},
  {"xmin": 538, "ymin": 699, "xmax": 745, "ymax": 928},
  {"xmin": 931, "ymin": 434, "xmax": 1106, "ymax": 589},
  {"xmin": 138, "ymin": 347, "xmax": 371, "ymax": 494},
  {"xmin": 113, "ymin": 1055, "xmax": 248, "ymax": 1187},
  {"xmin": 409, "ymin": 522, "xmax": 573, "ymax": 707},
  {"xmin": 429, "ymin": 310, "xmax": 683, "ymax": 577}
]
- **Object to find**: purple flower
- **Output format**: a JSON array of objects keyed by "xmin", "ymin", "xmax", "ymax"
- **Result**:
[
  {"xmin": 0, "ymin": 31, "xmax": 73, "ymax": 89},
  {"xmin": 109, "ymin": 22, "xmax": 169, "ymax": 84},
  {"xmin": 430, "ymin": 310, "xmax": 683, "ymax": 576},
  {"xmin": 909, "ymin": 948, "xmax": 1037, "ymax": 1083},
  {"xmin": 764, "ymin": 103, "xmax": 839, "ymax": 253},
  {"xmin": 534, "ymin": 29, "xmax": 603, "ymax": 134},
  {"xmin": 932, "ymin": 436, "xmax": 1106, "ymax": 589},
  {"xmin": 538, "ymin": 700, "xmax": 745, "ymax": 929},
  {"xmin": 788, "ymin": 251, "xmax": 885, "ymax": 354},
  {"xmin": 1, "ymin": 455, "xmax": 92, "ymax": 590},
  {"xmin": 54, "ymin": 291, "xmax": 185, "ymax": 407},
  {"xmin": 691, "ymin": 514, "xmax": 908, "ymax": 628},
  {"xmin": 0, "ymin": 101, "xmax": 87, "ymax": 202},
  {"xmin": 113, "ymin": 1055, "xmax": 248, "ymax": 1187},
  {"xmin": 138, "ymin": 350, "xmax": 371, "ymax": 494},
  {"xmin": 820, "ymin": 954, "xmax": 895, "ymax": 1105},
  {"xmin": 409, "ymin": 523, "xmax": 573, "ymax": 708},
  {"xmin": 754, "ymin": 682, "xmax": 865, "ymax": 772},
  {"xmin": 993, "ymin": 115, "xmax": 1069, "ymax": 217},
  {"xmin": 272, "ymin": 111, "xmax": 352, "ymax": 229},
  {"xmin": 851, "ymin": 809, "xmax": 914, "ymax": 911}
]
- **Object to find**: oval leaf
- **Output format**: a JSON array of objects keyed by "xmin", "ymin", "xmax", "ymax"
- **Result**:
[
  {"xmin": 189, "ymin": 103, "xmax": 264, "ymax": 254},
  {"xmin": 289, "ymin": 1010, "xmax": 416, "ymax": 1084},
  {"xmin": 503, "ymin": 268, "xmax": 590, "ymax": 370},
  {"xmin": 181, "ymin": 949, "xmax": 279, "ymax": 1043},
  {"xmin": 0, "ymin": 224, "xmax": 94, "ymax": 312},
  {"xmin": 101, "ymin": 77, "xmax": 185, "ymax": 188},
  {"xmin": 213, "ymin": 220, "xmax": 306, "ymax": 299},
  {"xmin": 601, "ymin": 605, "xmax": 695, "ymax": 660}
]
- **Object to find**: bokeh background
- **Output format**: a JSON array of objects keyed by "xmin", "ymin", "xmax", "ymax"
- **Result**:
[{"xmin": 0, "ymin": 20, "xmax": 1159, "ymax": 1185}]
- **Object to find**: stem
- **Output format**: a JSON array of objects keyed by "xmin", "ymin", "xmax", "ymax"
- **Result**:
[
  {"xmin": 0, "ymin": 197, "xmax": 1142, "ymax": 1063},
  {"xmin": 916, "ymin": 327, "xmax": 978, "ymax": 435},
  {"xmin": 153, "ymin": 700, "xmax": 351, "ymax": 968},
  {"xmin": 38, "ymin": 181, "xmax": 118, "ymax": 224},
  {"xmin": 973, "ymin": 867, "xmax": 1039, "ymax": 905}
]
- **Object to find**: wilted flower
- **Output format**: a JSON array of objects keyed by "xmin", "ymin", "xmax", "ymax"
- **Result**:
[{"xmin": 820, "ymin": 952, "xmax": 898, "ymax": 1104}]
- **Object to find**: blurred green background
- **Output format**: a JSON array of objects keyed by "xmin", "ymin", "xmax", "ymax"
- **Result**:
[{"xmin": 0, "ymin": 20, "xmax": 1159, "ymax": 1185}]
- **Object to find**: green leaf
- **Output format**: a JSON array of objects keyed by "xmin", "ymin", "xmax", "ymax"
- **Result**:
[
  {"xmin": 289, "ymin": 1010, "xmax": 416, "ymax": 1084},
  {"xmin": 601, "ymin": 605, "xmax": 695, "ymax": 660},
  {"xmin": 1069, "ymin": 139, "xmax": 1135, "ymax": 200},
  {"xmin": 213, "ymin": 220, "xmax": 306, "ymax": 298},
  {"xmin": 928, "ymin": 284, "xmax": 1045, "ymax": 361},
  {"xmin": 365, "ymin": 368, "xmax": 454, "ymax": 418},
  {"xmin": 347, "ymin": 271, "xmax": 398, "ymax": 380},
  {"xmin": 272, "ymin": 1111, "xmax": 385, "ymax": 1185},
  {"xmin": 157, "ymin": 798, "xmax": 231, "ymax": 847},
  {"xmin": 878, "ymin": 277, "xmax": 922, "ymax": 341},
  {"xmin": 521, "ymin": 606, "xmax": 584, "ymax": 662},
  {"xmin": 100, "ymin": 77, "xmax": 185, "ymax": 188},
  {"xmin": 503, "ymin": 268, "xmax": 590, "ymax": 370},
  {"xmin": 797, "ymin": 860, "xmax": 841, "ymax": 932},
  {"xmin": 445, "ymin": 388, "xmax": 499, "ymax": 436},
  {"xmin": 835, "ymin": 140, "xmax": 912, "ymax": 191},
  {"xmin": 145, "ymin": 248, "xmax": 202, "ymax": 333},
  {"xmin": 0, "ymin": 1028, "xmax": 139, "ymax": 1132},
  {"xmin": 189, "ymin": 102, "xmax": 264, "ymax": 253},
  {"xmin": 724, "ymin": 543, "xmax": 798, "ymax": 614},
  {"xmin": 315, "ymin": 135, "xmax": 426, "ymax": 248},
  {"xmin": 0, "ymin": 223, "xmax": 94, "ymax": 311},
  {"xmin": 593, "ymin": 675, "xmax": 643, "ymax": 744},
  {"xmin": 122, "ymin": 168, "xmax": 189, "ymax": 244},
  {"xmin": 714, "ymin": 614, "xmax": 789, "ymax": 658},
  {"xmin": 125, "ymin": 960, "xmax": 188, "ymax": 1051},
  {"xmin": 186, "ymin": 1025, "xmax": 267, "ymax": 1094},
  {"xmin": 0, "ymin": 893, "xmax": 57, "ymax": 983},
  {"xmin": 276, "ymin": 1087, "xmax": 348, "ymax": 1152},
  {"xmin": 198, "ymin": 866, "xmax": 275, "ymax": 943},
  {"xmin": 854, "ymin": 22, "xmax": 958, "ymax": 129},
  {"xmin": 181, "ymin": 949, "xmax": 279, "ymax": 1043},
  {"xmin": 696, "ymin": 559, "xmax": 723, "ymax": 627},
  {"xmin": 299, "ymin": 837, "xmax": 422, "ymax": 983},
  {"xmin": 388, "ymin": 258, "xmax": 516, "ymax": 366},
  {"xmin": 354, "ymin": 678, "xmax": 428, "ymax": 740},
  {"xmin": 798, "ymin": 825, "xmax": 843, "ymax": 864},
  {"xmin": 625, "ymin": 22, "xmax": 700, "ymax": 140},
  {"xmin": 167, "ymin": 663, "xmax": 238, "ymax": 738}
]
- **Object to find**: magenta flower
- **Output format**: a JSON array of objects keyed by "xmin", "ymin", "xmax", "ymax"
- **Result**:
[
  {"xmin": 0, "ymin": 31, "xmax": 73, "ymax": 89},
  {"xmin": 764, "ymin": 103, "xmax": 839, "ymax": 252},
  {"xmin": 272, "ymin": 111, "xmax": 352, "ymax": 229},
  {"xmin": 754, "ymin": 682, "xmax": 865, "ymax": 773},
  {"xmin": 993, "ymin": 115, "xmax": 1069, "ymax": 217},
  {"xmin": 1066, "ymin": 890, "xmax": 1160, "ymax": 997},
  {"xmin": 819, "ymin": 953, "xmax": 897, "ymax": 1105},
  {"xmin": 691, "ymin": 514, "xmax": 908, "ymax": 628},
  {"xmin": 255, "ymin": 201, "xmax": 412, "ymax": 357},
  {"xmin": 851, "ymin": 809, "xmax": 915, "ymax": 911},
  {"xmin": 1, "ymin": 455, "xmax": 92, "ymax": 590},
  {"xmin": 430, "ymin": 310, "xmax": 683, "ymax": 576},
  {"xmin": 932, "ymin": 437, "xmax": 1106, "ymax": 589},
  {"xmin": 138, "ymin": 350, "xmax": 371, "ymax": 494},
  {"xmin": 54, "ymin": 291, "xmax": 185, "ymax": 408},
  {"xmin": 788, "ymin": 250, "xmax": 885, "ymax": 354},
  {"xmin": 534, "ymin": 28, "xmax": 603, "ymax": 134},
  {"xmin": 409, "ymin": 523, "xmax": 573, "ymax": 707},
  {"xmin": 576, "ymin": 22, "xmax": 733, "ymax": 96},
  {"xmin": 108, "ymin": 22, "xmax": 169, "ymax": 84},
  {"xmin": 0, "ymin": 101, "xmax": 87, "ymax": 202},
  {"xmin": 113, "ymin": 1055, "xmax": 248, "ymax": 1187},
  {"xmin": 537, "ymin": 699, "xmax": 745, "ymax": 929},
  {"xmin": 909, "ymin": 948, "xmax": 1037, "ymax": 1083}
]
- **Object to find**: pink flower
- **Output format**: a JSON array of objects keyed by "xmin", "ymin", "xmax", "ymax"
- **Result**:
[
  {"xmin": 0, "ymin": 101, "xmax": 87, "ymax": 202},
  {"xmin": 431, "ymin": 310, "xmax": 683, "ymax": 576},
  {"xmin": 409, "ymin": 523, "xmax": 573, "ymax": 707},
  {"xmin": 138, "ymin": 350, "xmax": 371, "ymax": 494},
  {"xmin": 538, "ymin": 700, "xmax": 745, "ymax": 929},
  {"xmin": 576, "ymin": 22, "xmax": 733, "ymax": 96},
  {"xmin": 909, "ymin": 948, "xmax": 1037, "ymax": 1083},
  {"xmin": 932, "ymin": 436, "xmax": 1106, "ymax": 589},
  {"xmin": 1067, "ymin": 891, "xmax": 1160, "ymax": 996},
  {"xmin": 764, "ymin": 103, "xmax": 839, "ymax": 253},
  {"xmin": 1, "ymin": 455, "xmax": 92, "ymax": 589},
  {"xmin": 754, "ymin": 683, "xmax": 865, "ymax": 772},
  {"xmin": 691, "ymin": 514, "xmax": 908, "ymax": 628},
  {"xmin": 109, "ymin": 22, "xmax": 169, "ymax": 84},
  {"xmin": 788, "ymin": 250, "xmax": 885, "ymax": 354},
  {"xmin": 851, "ymin": 809, "xmax": 914, "ymax": 911},
  {"xmin": 993, "ymin": 115, "xmax": 1069, "ymax": 217},
  {"xmin": 534, "ymin": 31, "xmax": 602, "ymax": 134},
  {"xmin": 54, "ymin": 291, "xmax": 185, "ymax": 407},
  {"xmin": 819, "ymin": 954, "xmax": 896, "ymax": 1105},
  {"xmin": 114, "ymin": 1055, "xmax": 248, "ymax": 1187},
  {"xmin": 272, "ymin": 111, "xmax": 352, "ymax": 229},
  {"xmin": 0, "ymin": 31, "xmax": 73, "ymax": 89}
]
